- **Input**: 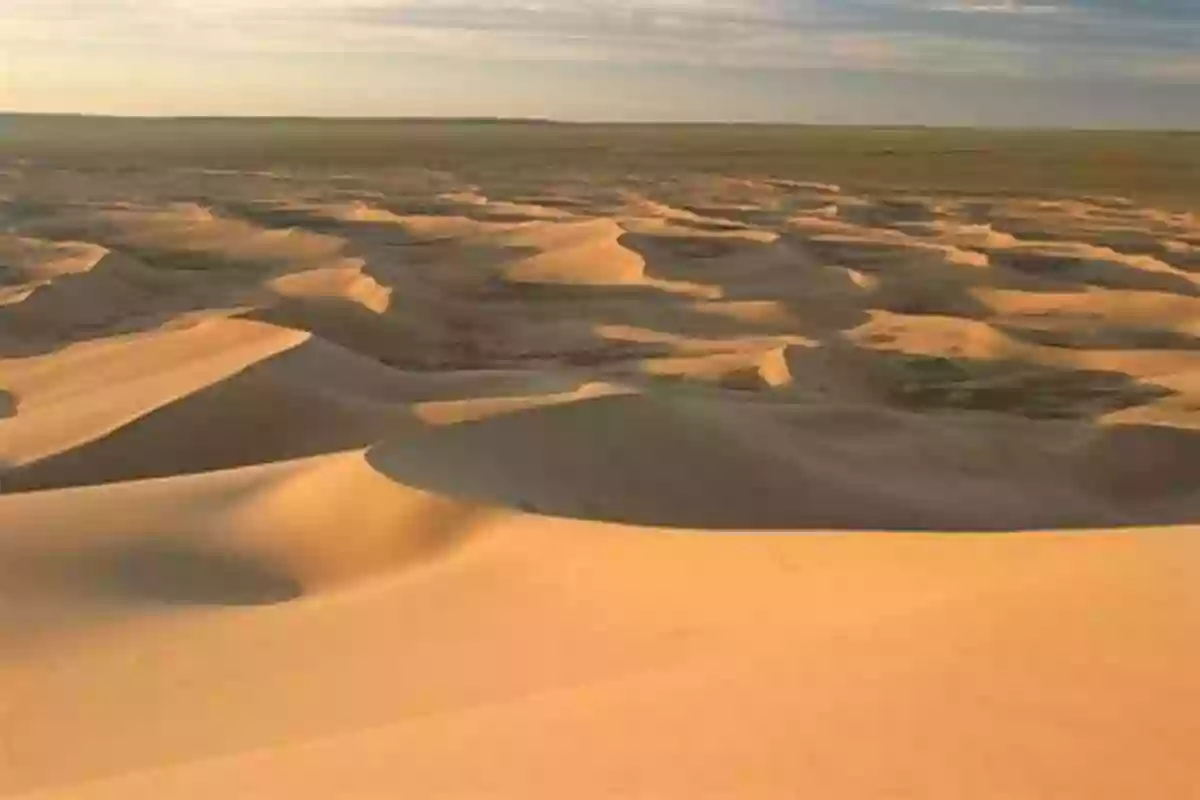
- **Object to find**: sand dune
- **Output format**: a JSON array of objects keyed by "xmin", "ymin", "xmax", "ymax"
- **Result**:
[
  {"xmin": 0, "ymin": 318, "xmax": 306, "ymax": 466},
  {"xmin": 1, "ymin": 162, "xmax": 1199, "ymax": 798},
  {"xmin": 368, "ymin": 391, "xmax": 1199, "ymax": 530},
  {"xmin": 636, "ymin": 344, "xmax": 794, "ymax": 390},
  {"xmin": 503, "ymin": 219, "xmax": 648, "ymax": 285},
  {"xmin": 3, "ymin": 462, "xmax": 1198, "ymax": 798},
  {"xmin": 266, "ymin": 261, "xmax": 392, "ymax": 313}
]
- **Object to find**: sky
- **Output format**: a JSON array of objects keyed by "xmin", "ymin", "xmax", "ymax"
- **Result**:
[{"xmin": 2, "ymin": 0, "xmax": 1198, "ymax": 127}]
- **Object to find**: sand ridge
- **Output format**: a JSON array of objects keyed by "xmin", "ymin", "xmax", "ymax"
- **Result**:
[{"xmin": 1, "ymin": 162, "xmax": 1199, "ymax": 798}]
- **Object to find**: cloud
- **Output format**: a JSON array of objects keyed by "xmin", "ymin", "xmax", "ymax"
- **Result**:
[
  {"xmin": 3, "ymin": 0, "xmax": 1197, "ymax": 82},
  {"xmin": 934, "ymin": 1, "xmax": 1063, "ymax": 13}
]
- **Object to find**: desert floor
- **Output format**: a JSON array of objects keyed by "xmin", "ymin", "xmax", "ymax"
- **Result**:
[{"xmin": 1, "ymin": 122, "xmax": 1199, "ymax": 798}]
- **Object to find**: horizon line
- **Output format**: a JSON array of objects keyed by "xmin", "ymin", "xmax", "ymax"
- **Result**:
[{"xmin": 2, "ymin": 112, "xmax": 1198, "ymax": 134}]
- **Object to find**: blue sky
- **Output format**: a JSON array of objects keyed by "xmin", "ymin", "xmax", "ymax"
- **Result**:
[{"xmin": 3, "ymin": 1, "xmax": 1198, "ymax": 126}]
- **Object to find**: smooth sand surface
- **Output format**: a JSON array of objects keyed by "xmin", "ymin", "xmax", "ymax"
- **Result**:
[{"xmin": 1, "ymin": 163, "xmax": 1199, "ymax": 798}]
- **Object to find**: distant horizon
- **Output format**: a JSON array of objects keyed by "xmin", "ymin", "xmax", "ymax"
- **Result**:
[{"xmin": 3, "ymin": 111, "xmax": 1198, "ymax": 135}]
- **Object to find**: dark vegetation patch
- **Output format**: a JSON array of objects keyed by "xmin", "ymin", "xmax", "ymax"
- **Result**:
[
  {"xmin": 876, "ymin": 354, "xmax": 1172, "ymax": 419},
  {"xmin": 1000, "ymin": 324, "xmax": 1200, "ymax": 351},
  {"xmin": 994, "ymin": 251, "xmax": 1198, "ymax": 296}
]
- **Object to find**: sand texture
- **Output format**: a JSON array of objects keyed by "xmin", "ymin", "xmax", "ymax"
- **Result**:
[{"xmin": 1, "ymin": 144, "xmax": 1199, "ymax": 798}]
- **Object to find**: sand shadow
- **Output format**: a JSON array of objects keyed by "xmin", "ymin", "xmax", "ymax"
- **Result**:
[
  {"xmin": 3, "ymin": 538, "xmax": 303, "ymax": 609},
  {"xmin": 993, "ymin": 252, "xmax": 1199, "ymax": 296},
  {"xmin": 96, "ymin": 540, "xmax": 303, "ymax": 607},
  {"xmin": 364, "ymin": 387, "xmax": 1200, "ymax": 532}
]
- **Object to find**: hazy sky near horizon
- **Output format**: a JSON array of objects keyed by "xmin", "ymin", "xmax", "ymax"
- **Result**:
[{"xmin": 3, "ymin": 0, "xmax": 1198, "ymax": 127}]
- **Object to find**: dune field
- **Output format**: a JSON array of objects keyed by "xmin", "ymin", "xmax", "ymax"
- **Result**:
[{"xmin": 1, "ymin": 122, "xmax": 1199, "ymax": 798}]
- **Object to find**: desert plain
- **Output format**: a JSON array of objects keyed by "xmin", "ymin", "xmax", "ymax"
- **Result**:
[{"xmin": 1, "ymin": 118, "xmax": 1199, "ymax": 798}]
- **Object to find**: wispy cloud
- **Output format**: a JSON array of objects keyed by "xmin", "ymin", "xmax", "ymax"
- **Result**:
[
  {"xmin": 932, "ymin": 1, "xmax": 1063, "ymax": 14},
  {"xmin": 3, "ymin": 0, "xmax": 1197, "ymax": 81}
]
